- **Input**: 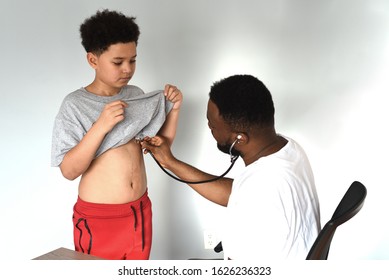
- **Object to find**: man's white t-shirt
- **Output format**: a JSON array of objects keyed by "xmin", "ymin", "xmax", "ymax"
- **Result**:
[{"xmin": 222, "ymin": 136, "xmax": 320, "ymax": 260}]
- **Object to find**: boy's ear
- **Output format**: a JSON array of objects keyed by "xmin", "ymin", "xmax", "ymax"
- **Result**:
[{"xmin": 86, "ymin": 52, "xmax": 98, "ymax": 69}]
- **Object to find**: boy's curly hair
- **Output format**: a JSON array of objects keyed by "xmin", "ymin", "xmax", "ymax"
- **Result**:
[{"xmin": 80, "ymin": 9, "xmax": 140, "ymax": 55}]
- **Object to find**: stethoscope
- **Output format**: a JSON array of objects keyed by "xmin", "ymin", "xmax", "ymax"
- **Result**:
[{"xmin": 149, "ymin": 135, "xmax": 242, "ymax": 184}]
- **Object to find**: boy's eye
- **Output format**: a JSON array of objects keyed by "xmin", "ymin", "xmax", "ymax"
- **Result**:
[{"xmin": 113, "ymin": 60, "xmax": 136, "ymax": 65}]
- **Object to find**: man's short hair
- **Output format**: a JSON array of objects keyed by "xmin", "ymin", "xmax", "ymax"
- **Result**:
[{"xmin": 209, "ymin": 74, "xmax": 275, "ymax": 132}]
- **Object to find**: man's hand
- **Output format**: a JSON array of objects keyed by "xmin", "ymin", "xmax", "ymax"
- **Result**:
[
  {"xmin": 141, "ymin": 136, "xmax": 174, "ymax": 169},
  {"xmin": 95, "ymin": 100, "xmax": 128, "ymax": 134}
]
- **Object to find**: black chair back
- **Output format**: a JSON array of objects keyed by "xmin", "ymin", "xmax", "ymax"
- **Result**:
[{"xmin": 306, "ymin": 181, "xmax": 367, "ymax": 260}]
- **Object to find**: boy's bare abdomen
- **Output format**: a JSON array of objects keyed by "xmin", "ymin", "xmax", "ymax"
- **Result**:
[{"xmin": 78, "ymin": 139, "xmax": 147, "ymax": 204}]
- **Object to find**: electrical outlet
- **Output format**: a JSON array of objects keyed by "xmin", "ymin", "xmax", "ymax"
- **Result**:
[{"xmin": 203, "ymin": 230, "xmax": 218, "ymax": 249}]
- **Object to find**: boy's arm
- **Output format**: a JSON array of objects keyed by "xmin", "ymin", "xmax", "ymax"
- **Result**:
[
  {"xmin": 60, "ymin": 100, "xmax": 128, "ymax": 180},
  {"xmin": 157, "ymin": 84, "xmax": 183, "ymax": 146}
]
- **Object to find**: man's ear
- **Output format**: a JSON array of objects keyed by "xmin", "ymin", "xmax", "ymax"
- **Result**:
[{"xmin": 86, "ymin": 52, "xmax": 98, "ymax": 69}]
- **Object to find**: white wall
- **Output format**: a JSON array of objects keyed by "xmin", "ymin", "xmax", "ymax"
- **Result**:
[{"xmin": 1, "ymin": 0, "xmax": 388, "ymax": 260}]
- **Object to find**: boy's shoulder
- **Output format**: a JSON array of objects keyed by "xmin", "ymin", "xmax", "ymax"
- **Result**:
[
  {"xmin": 63, "ymin": 87, "xmax": 85, "ymax": 100},
  {"xmin": 57, "ymin": 88, "xmax": 85, "ymax": 112},
  {"xmin": 63, "ymin": 85, "xmax": 145, "ymax": 101}
]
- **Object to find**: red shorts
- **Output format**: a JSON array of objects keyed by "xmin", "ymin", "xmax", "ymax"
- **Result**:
[{"xmin": 72, "ymin": 191, "xmax": 152, "ymax": 260}]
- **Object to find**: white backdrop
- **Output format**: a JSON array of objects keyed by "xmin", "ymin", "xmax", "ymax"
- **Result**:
[{"xmin": 0, "ymin": 0, "xmax": 388, "ymax": 260}]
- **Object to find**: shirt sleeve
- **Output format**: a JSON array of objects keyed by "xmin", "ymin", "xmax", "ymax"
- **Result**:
[{"xmin": 50, "ymin": 101, "xmax": 89, "ymax": 167}]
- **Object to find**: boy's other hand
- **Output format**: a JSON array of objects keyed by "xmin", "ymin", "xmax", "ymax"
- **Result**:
[{"xmin": 164, "ymin": 84, "xmax": 183, "ymax": 110}]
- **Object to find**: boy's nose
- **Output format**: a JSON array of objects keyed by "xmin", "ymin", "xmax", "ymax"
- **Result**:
[{"xmin": 122, "ymin": 63, "xmax": 134, "ymax": 74}]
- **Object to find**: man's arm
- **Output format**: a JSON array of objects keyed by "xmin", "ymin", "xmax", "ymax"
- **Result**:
[{"xmin": 141, "ymin": 136, "xmax": 232, "ymax": 206}]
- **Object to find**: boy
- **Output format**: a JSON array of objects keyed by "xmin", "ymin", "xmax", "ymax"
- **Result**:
[{"xmin": 51, "ymin": 9, "xmax": 182, "ymax": 260}]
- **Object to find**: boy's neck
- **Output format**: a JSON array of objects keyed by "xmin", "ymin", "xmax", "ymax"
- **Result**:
[{"xmin": 85, "ymin": 82, "xmax": 122, "ymax": 96}]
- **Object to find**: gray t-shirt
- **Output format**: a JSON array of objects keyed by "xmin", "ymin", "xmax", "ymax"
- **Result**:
[{"xmin": 51, "ymin": 85, "xmax": 173, "ymax": 167}]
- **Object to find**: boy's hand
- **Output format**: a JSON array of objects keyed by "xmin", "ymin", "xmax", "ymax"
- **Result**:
[
  {"xmin": 164, "ymin": 84, "xmax": 183, "ymax": 110},
  {"xmin": 95, "ymin": 100, "xmax": 128, "ymax": 134}
]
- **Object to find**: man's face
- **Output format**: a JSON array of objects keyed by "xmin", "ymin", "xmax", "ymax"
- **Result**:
[
  {"xmin": 90, "ymin": 42, "xmax": 137, "ymax": 90},
  {"xmin": 206, "ymin": 100, "xmax": 240, "ymax": 156}
]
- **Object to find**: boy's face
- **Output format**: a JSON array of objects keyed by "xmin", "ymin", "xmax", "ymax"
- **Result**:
[{"xmin": 89, "ymin": 42, "xmax": 137, "ymax": 90}]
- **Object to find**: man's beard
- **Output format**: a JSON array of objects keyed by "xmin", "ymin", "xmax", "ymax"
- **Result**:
[{"xmin": 217, "ymin": 142, "xmax": 241, "ymax": 157}]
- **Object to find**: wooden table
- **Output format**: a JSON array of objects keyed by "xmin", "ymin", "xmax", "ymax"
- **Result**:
[{"xmin": 33, "ymin": 247, "xmax": 104, "ymax": 260}]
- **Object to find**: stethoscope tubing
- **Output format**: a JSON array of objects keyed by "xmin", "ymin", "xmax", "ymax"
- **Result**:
[{"xmin": 149, "ymin": 139, "xmax": 240, "ymax": 184}]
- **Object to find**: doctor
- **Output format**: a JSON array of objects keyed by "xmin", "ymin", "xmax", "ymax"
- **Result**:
[{"xmin": 141, "ymin": 74, "xmax": 320, "ymax": 260}]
